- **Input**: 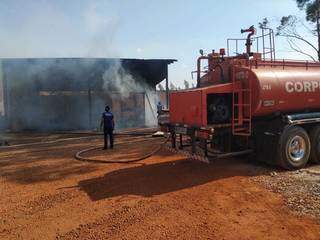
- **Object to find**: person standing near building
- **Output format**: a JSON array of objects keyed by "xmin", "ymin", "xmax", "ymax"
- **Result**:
[
  {"xmin": 100, "ymin": 106, "xmax": 115, "ymax": 150},
  {"xmin": 157, "ymin": 101, "xmax": 163, "ymax": 116}
]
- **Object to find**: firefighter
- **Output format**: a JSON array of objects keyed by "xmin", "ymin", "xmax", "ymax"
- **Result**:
[
  {"xmin": 100, "ymin": 105, "xmax": 115, "ymax": 150},
  {"xmin": 157, "ymin": 101, "xmax": 163, "ymax": 116}
]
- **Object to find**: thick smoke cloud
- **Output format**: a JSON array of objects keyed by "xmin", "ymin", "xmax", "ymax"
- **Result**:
[
  {"xmin": 0, "ymin": 1, "xmax": 159, "ymax": 132},
  {"xmin": 102, "ymin": 60, "xmax": 144, "ymax": 99},
  {"xmin": 102, "ymin": 60, "xmax": 158, "ymax": 127},
  {"xmin": 84, "ymin": 3, "xmax": 120, "ymax": 57},
  {"xmin": 1, "ymin": 58, "xmax": 158, "ymax": 131}
]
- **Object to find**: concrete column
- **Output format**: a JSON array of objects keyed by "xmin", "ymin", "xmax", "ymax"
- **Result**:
[{"xmin": 165, "ymin": 65, "xmax": 169, "ymax": 109}]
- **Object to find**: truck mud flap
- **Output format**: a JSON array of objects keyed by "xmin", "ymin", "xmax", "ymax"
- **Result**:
[
  {"xmin": 164, "ymin": 145, "xmax": 210, "ymax": 163},
  {"xmin": 254, "ymin": 130, "xmax": 280, "ymax": 165}
]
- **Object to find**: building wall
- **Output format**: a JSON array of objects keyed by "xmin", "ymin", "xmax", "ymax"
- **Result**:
[
  {"xmin": 145, "ymin": 91, "xmax": 158, "ymax": 127},
  {"xmin": 1, "ymin": 59, "xmax": 160, "ymax": 131}
]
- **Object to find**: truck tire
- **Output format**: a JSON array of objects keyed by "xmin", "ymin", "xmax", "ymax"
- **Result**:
[
  {"xmin": 310, "ymin": 125, "xmax": 320, "ymax": 163},
  {"xmin": 277, "ymin": 125, "xmax": 310, "ymax": 170}
]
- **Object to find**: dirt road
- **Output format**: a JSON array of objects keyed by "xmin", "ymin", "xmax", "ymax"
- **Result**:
[{"xmin": 0, "ymin": 134, "xmax": 319, "ymax": 240}]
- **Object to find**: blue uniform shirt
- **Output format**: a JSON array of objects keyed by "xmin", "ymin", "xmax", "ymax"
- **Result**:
[
  {"xmin": 157, "ymin": 102, "xmax": 163, "ymax": 113},
  {"xmin": 102, "ymin": 111, "xmax": 114, "ymax": 129}
]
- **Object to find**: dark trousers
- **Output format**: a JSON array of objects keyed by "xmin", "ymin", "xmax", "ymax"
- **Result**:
[{"xmin": 103, "ymin": 128, "xmax": 114, "ymax": 149}]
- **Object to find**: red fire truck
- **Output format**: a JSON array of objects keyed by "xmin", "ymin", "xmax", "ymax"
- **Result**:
[{"xmin": 160, "ymin": 26, "xmax": 320, "ymax": 170}]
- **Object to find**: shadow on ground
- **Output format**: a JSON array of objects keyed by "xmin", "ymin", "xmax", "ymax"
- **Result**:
[
  {"xmin": 0, "ymin": 141, "xmax": 99, "ymax": 184},
  {"xmin": 78, "ymin": 152, "xmax": 275, "ymax": 201},
  {"xmin": 0, "ymin": 136, "xmax": 165, "ymax": 184}
]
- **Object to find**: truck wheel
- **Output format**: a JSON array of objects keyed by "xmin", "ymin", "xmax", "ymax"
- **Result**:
[
  {"xmin": 310, "ymin": 125, "xmax": 320, "ymax": 163},
  {"xmin": 277, "ymin": 126, "xmax": 310, "ymax": 170}
]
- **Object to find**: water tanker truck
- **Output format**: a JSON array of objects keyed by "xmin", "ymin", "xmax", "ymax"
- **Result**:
[{"xmin": 160, "ymin": 26, "xmax": 320, "ymax": 170}]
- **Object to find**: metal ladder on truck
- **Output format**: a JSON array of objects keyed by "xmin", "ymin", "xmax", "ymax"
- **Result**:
[
  {"xmin": 232, "ymin": 67, "xmax": 252, "ymax": 136},
  {"xmin": 227, "ymin": 27, "xmax": 275, "ymax": 136}
]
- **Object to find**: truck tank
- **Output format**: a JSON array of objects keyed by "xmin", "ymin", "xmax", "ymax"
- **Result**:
[
  {"xmin": 248, "ymin": 63, "xmax": 320, "ymax": 116},
  {"xmin": 169, "ymin": 60, "xmax": 320, "ymax": 128}
]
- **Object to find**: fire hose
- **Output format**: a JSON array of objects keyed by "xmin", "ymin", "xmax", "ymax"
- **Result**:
[
  {"xmin": 0, "ymin": 130, "xmax": 166, "ymax": 160},
  {"xmin": 74, "ymin": 93, "xmax": 163, "ymax": 164},
  {"xmin": 0, "ymin": 130, "xmax": 156, "ymax": 149},
  {"xmin": 74, "ymin": 136, "xmax": 169, "ymax": 164}
]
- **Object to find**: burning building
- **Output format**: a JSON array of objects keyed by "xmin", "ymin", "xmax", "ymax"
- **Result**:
[{"xmin": 0, "ymin": 58, "xmax": 175, "ymax": 131}]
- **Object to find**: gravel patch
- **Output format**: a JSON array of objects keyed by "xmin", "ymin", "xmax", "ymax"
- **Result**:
[{"xmin": 252, "ymin": 165, "xmax": 320, "ymax": 219}]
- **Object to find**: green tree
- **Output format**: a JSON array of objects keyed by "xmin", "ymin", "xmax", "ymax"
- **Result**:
[
  {"xmin": 277, "ymin": 0, "xmax": 320, "ymax": 61},
  {"xmin": 259, "ymin": 18, "xmax": 270, "ymax": 29}
]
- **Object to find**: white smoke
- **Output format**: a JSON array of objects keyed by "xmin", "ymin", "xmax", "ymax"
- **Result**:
[
  {"xmin": 102, "ymin": 60, "xmax": 158, "ymax": 127},
  {"xmin": 83, "ymin": 3, "xmax": 120, "ymax": 57},
  {"xmin": 83, "ymin": 3, "xmax": 159, "ymax": 127},
  {"xmin": 102, "ymin": 60, "xmax": 143, "ymax": 98},
  {"xmin": 0, "ymin": 1, "xmax": 159, "ymax": 130},
  {"xmin": 144, "ymin": 90, "xmax": 158, "ymax": 127},
  {"xmin": 0, "ymin": 1, "xmax": 121, "ymax": 58}
]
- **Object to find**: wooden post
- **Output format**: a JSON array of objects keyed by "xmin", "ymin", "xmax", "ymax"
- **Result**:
[
  {"xmin": 165, "ymin": 64, "xmax": 169, "ymax": 109},
  {"xmin": 179, "ymin": 134, "xmax": 183, "ymax": 149},
  {"xmin": 88, "ymin": 87, "xmax": 92, "ymax": 129},
  {"xmin": 171, "ymin": 132, "xmax": 176, "ymax": 149}
]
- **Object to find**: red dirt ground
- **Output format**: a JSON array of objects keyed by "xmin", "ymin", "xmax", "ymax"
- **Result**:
[{"xmin": 0, "ymin": 134, "xmax": 319, "ymax": 240}]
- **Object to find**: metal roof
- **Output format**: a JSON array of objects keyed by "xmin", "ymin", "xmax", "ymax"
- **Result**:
[{"xmin": 0, "ymin": 58, "xmax": 177, "ymax": 86}]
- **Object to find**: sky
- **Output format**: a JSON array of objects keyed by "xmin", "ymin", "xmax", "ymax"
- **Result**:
[{"xmin": 0, "ymin": 0, "xmax": 317, "ymax": 88}]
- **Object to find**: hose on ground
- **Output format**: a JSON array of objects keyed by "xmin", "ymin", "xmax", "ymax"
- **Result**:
[
  {"xmin": 0, "ymin": 129, "xmax": 157, "ymax": 149},
  {"xmin": 0, "ymin": 132, "xmax": 165, "ymax": 160},
  {"xmin": 48, "ymin": 127, "xmax": 158, "ymax": 136},
  {"xmin": 74, "ymin": 136, "xmax": 169, "ymax": 164},
  {"xmin": 49, "ymin": 132, "xmax": 154, "ymax": 136},
  {"xmin": 0, "ymin": 135, "xmax": 99, "ymax": 149}
]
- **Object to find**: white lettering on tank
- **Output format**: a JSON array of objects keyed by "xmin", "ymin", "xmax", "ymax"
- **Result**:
[
  {"xmin": 285, "ymin": 82, "xmax": 294, "ymax": 93},
  {"xmin": 311, "ymin": 81, "xmax": 319, "ymax": 92},
  {"xmin": 285, "ymin": 81, "xmax": 320, "ymax": 93},
  {"xmin": 262, "ymin": 84, "xmax": 271, "ymax": 90},
  {"xmin": 294, "ymin": 82, "xmax": 304, "ymax": 92},
  {"xmin": 303, "ymin": 81, "xmax": 312, "ymax": 92}
]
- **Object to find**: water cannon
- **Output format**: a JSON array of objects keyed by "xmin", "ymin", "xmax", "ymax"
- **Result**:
[
  {"xmin": 241, "ymin": 25, "xmax": 256, "ymax": 56},
  {"xmin": 241, "ymin": 25, "xmax": 255, "ymax": 34}
]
